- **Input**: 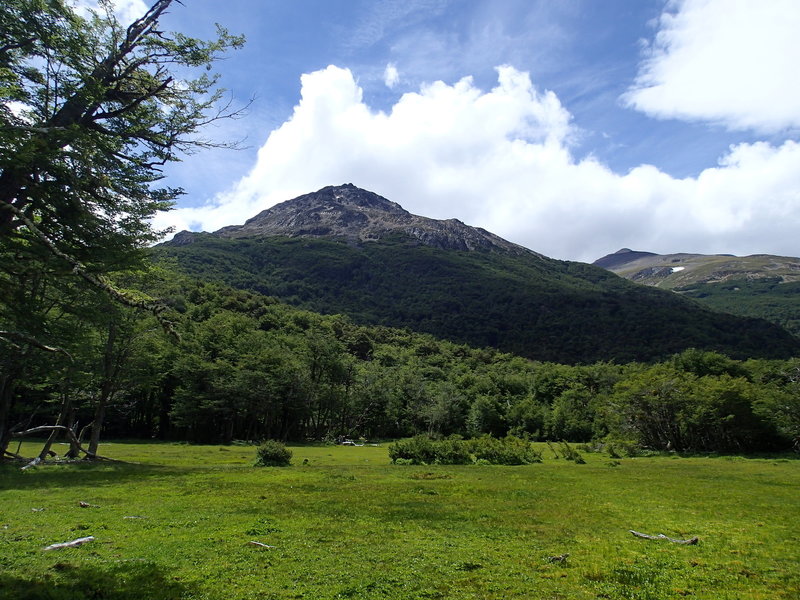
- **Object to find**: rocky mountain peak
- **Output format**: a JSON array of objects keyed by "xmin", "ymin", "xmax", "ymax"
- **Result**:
[
  {"xmin": 213, "ymin": 184, "xmax": 534, "ymax": 255},
  {"xmin": 593, "ymin": 248, "xmax": 658, "ymax": 269}
]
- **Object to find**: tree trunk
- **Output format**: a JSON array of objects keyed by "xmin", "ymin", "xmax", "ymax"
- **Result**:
[
  {"xmin": 0, "ymin": 372, "xmax": 18, "ymax": 459},
  {"xmin": 37, "ymin": 381, "xmax": 75, "ymax": 460},
  {"xmin": 88, "ymin": 321, "xmax": 118, "ymax": 456}
]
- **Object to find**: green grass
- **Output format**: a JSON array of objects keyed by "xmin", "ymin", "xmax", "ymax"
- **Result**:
[{"xmin": 1, "ymin": 442, "xmax": 798, "ymax": 599}]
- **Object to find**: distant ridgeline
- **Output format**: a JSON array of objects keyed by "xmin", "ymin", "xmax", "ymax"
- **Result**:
[
  {"xmin": 594, "ymin": 248, "xmax": 800, "ymax": 339},
  {"xmin": 156, "ymin": 185, "xmax": 800, "ymax": 364}
]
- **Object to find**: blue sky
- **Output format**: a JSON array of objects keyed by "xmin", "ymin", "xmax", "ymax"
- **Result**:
[{"xmin": 129, "ymin": 0, "xmax": 800, "ymax": 262}]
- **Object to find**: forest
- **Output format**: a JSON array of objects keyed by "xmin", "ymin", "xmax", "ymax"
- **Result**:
[
  {"xmin": 3, "ymin": 264, "xmax": 799, "ymax": 457},
  {"xmin": 156, "ymin": 232, "xmax": 800, "ymax": 364}
]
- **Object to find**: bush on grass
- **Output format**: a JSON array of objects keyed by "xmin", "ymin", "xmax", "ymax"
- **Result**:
[
  {"xmin": 559, "ymin": 441, "xmax": 586, "ymax": 464},
  {"xmin": 388, "ymin": 436, "xmax": 438, "ymax": 465},
  {"xmin": 255, "ymin": 440, "xmax": 292, "ymax": 467},
  {"xmin": 389, "ymin": 435, "xmax": 541, "ymax": 465},
  {"xmin": 468, "ymin": 435, "xmax": 542, "ymax": 465},
  {"xmin": 431, "ymin": 437, "xmax": 473, "ymax": 465}
]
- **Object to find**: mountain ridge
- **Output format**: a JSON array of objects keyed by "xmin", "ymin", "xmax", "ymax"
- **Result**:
[
  {"xmin": 593, "ymin": 248, "xmax": 800, "ymax": 338},
  {"xmin": 157, "ymin": 186, "xmax": 800, "ymax": 363},
  {"xmin": 183, "ymin": 183, "xmax": 535, "ymax": 256},
  {"xmin": 593, "ymin": 248, "xmax": 799, "ymax": 287}
]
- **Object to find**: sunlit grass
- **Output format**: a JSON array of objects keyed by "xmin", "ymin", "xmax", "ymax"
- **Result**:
[{"xmin": 1, "ymin": 442, "xmax": 798, "ymax": 599}]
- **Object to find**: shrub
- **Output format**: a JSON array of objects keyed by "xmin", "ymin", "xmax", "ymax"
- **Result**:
[
  {"xmin": 545, "ymin": 440, "xmax": 560, "ymax": 459},
  {"xmin": 388, "ymin": 436, "xmax": 437, "ymax": 465},
  {"xmin": 432, "ymin": 438, "xmax": 472, "ymax": 465},
  {"xmin": 468, "ymin": 435, "xmax": 542, "ymax": 465},
  {"xmin": 389, "ymin": 435, "xmax": 542, "ymax": 465},
  {"xmin": 559, "ymin": 441, "xmax": 585, "ymax": 463},
  {"xmin": 254, "ymin": 440, "xmax": 292, "ymax": 467}
]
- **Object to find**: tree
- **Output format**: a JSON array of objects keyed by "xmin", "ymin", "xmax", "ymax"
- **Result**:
[
  {"xmin": 752, "ymin": 359, "xmax": 800, "ymax": 448},
  {"xmin": 608, "ymin": 365, "xmax": 694, "ymax": 450},
  {"xmin": 684, "ymin": 375, "xmax": 776, "ymax": 451},
  {"xmin": 1, "ymin": 0, "xmax": 243, "ymax": 285},
  {"xmin": 0, "ymin": 0, "xmax": 244, "ymax": 458}
]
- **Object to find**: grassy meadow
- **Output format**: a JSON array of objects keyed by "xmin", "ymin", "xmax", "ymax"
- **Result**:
[{"xmin": 1, "ymin": 442, "xmax": 798, "ymax": 600}]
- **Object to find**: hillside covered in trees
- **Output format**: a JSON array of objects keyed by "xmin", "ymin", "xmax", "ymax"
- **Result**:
[
  {"xmin": 4, "ymin": 267, "xmax": 799, "ymax": 455},
  {"xmin": 595, "ymin": 248, "xmax": 800, "ymax": 337},
  {"xmin": 157, "ymin": 185, "xmax": 800, "ymax": 365}
]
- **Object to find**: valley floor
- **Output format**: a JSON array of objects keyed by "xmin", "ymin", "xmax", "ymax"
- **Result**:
[{"xmin": 1, "ymin": 442, "xmax": 798, "ymax": 599}]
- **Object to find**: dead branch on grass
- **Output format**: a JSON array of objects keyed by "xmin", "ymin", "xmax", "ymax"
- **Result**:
[
  {"xmin": 43, "ymin": 536, "xmax": 95, "ymax": 551},
  {"xmin": 12, "ymin": 425, "xmax": 123, "ymax": 465},
  {"xmin": 630, "ymin": 530, "xmax": 698, "ymax": 544}
]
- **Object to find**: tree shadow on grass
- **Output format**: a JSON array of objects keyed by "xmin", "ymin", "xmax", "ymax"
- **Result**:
[
  {"xmin": 0, "ymin": 560, "xmax": 198, "ymax": 600},
  {"xmin": 0, "ymin": 462, "xmax": 184, "ymax": 493}
]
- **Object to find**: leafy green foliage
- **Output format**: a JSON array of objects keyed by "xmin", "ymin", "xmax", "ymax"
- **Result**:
[
  {"xmin": 558, "ymin": 440, "xmax": 586, "ymax": 463},
  {"xmin": 607, "ymin": 360, "xmax": 780, "ymax": 452},
  {"xmin": 254, "ymin": 439, "xmax": 292, "ymax": 466},
  {"xmin": 388, "ymin": 435, "xmax": 541, "ymax": 465},
  {"xmin": 677, "ymin": 277, "xmax": 800, "ymax": 338},
  {"xmin": 156, "ymin": 235, "xmax": 800, "ymax": 363},
  {"xmin": 389, "ymin": 435, "xmax": 467, "ymax": 465},
  {"xmin": 5, "ymin": 262, "xmax": 799, "ymax": 456},
  {"xmin": 0, "ymin": 0, "xmax": 243, "ymax": 455},
  {"xmin": 467, "ymin": 435, "xmax": 543, "ymax": 465}
]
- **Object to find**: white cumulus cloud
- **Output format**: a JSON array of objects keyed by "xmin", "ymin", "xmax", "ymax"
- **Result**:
[
  {"xmin": 157, "ymin": 64, "xmax": 800, "ymax": 262},
  {"xmin": 623, "ymin": 0, "xmax": 800, "ymax": 133},
  {"xmin": 383, "ymin": 63, "xmax": 400, "ymax": 88}
]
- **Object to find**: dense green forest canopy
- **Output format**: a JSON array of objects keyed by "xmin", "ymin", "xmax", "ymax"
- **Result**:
[
  {"xmin": 156, "ymin": 234, "xmax": 800, "ymax": 364},
  {"xmin": 3, "ymin": 266, "xmax": 799, "ymax": 456},
  {"xmin": 677, "ymin": 277, "xmax": 800, "ymax": 338}
]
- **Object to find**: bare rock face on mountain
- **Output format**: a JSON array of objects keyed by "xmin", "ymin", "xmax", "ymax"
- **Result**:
[{"xmin": 213, "ymin": 184, "xmax": 535, "ymax": 255}]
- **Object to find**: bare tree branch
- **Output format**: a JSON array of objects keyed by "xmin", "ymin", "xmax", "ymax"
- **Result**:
[
  {"xmin": 630, "ymin": 530, "xmax": 699, "ymax": 545},
  {"xmin": 0, "ymin": 330, "xmax": 73, "ymax": 359}
]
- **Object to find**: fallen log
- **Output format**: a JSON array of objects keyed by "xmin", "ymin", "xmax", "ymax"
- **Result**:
[
  {"xmin": 248, "ymin": 541, "xmax": 276, "ymax": 548},
  {"xmin": 630, "ymin": 530, "xmax": 698, "ymax": 545},
  {"xmin": 43, "ymin": 536, "xmax": 95, "ymax": 551},
  {"xmin": 11, "ymin": 426, "xmax": 122, "ymax": 464}
]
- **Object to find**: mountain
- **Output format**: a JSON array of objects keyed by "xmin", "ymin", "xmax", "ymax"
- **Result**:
[
  {"xmin": 156, "ymin": 185, "xmax": 800, "ymax": 363},
  {"xmin": 594, "ymin": 248, "xmax": 800, "ymax": 337},
  {"xmin": 213, "ymin": 183, "xmax": 531, "ymax": 255}
]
